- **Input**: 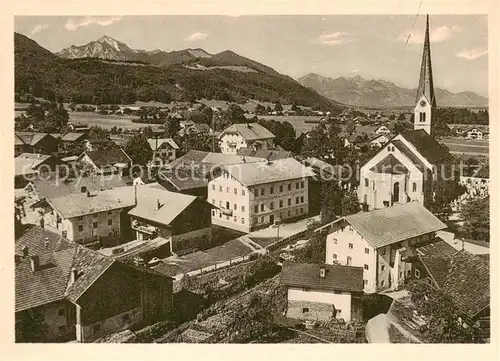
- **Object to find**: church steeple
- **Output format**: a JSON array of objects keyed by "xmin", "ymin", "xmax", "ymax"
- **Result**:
[{"xmin": 414, "ymin": 15, "xmax": 436, "ymax": 136}]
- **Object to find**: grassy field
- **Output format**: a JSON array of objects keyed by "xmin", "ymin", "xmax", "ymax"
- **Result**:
[
  {"xmin": 244, "ymin": 114, "xmax": 323, "ymax": 134},
  {"xmin": 69, "ymin": 112, "xmax": 146, "ymax": 130}
]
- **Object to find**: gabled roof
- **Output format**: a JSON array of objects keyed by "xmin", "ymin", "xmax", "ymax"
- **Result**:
[
  {"xmin": 221, "ymin": 158, "xmax": 314, "ymax": 187},
  {"xmin": 414, "ymin": 239, "xmax": 458, "ymax": 286},
  {"xmin": 370, "ymin": 154, "xmax": 409, "ymax": 174},
  {"xmin": 15, "ymin": 154, "xmax": 53, "ymax": 176},
  {"xmin": 147, "ymin": 138, "xmax": 179, "ymax": 151},
  {"xmin": 392, "ymin": 139, "xmax": 427, "ymax": 171},
  {"xmin": 84, "ymin": 148, "xmax": 132, "ymax": 168},
  {"xmin": 401, "ymin": 129, "xmax": 453, "ymax": 165},
  {"xmin": 15, "ymin": 132, "xmax": 53, "ymax": 146},
  {"xmin": 320, "ymin": 202, "xmax": 447, "ymax": 249},
  {"xmin": 220, "ymin": 123, "xmax": 275, "ymax": 141},
  {"xmin": 236, "ymin": 147, "xmax": 292, "ymax": 161},
  {"xmin": 61, "ymin": 132, "xmax": 87, "ymax": 142},
  {"xmin": 281, "ymin": 263, "xmax": 364, "ymax": 293},
  {"xmin": 128, "ymin": 183, "xmax": 198, "ymax": 226}
]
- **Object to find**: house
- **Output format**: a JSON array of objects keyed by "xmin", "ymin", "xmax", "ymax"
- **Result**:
[
  {"xmin": 76, "ymin": 148, "xmax": 132, "ymax": 177},
  {"xmin": 404, "ymin": 243, "xmax": 489, "ymax": 333},
  {"xmin": 15, "ymin": 132, "xmax": 58, "ymax": 156},
  {"xmin": 15, "ymin": 154, "xmax": 67, "ymax": 189},
  {"xmin": 128, "ymin": 183, "xmax": 212, "ymax": 253},
  {"xmin": 236, "ymin": 148, "xmax": 292, "ymax": 161},
  {"xmin": 67, "ymin": 124, "xmax": 90, "ymax": 133},
  {"xmin": 464, "ymin": 126, "xmax": 488, "ymax": 140},
  {"xmin": 318, "ymin": 201, "xmax": 447, "ymax": 293},
  {"xmin": 219, "ymin": 123, "xmax": 275, "ymax": 155},
  {"xmin": 459, "ymin": 172, "xmax": 489, "ymax": 199},
  {"xmin": 15, "ymin": 226, "xmax": 173, "ymax": 343},
  {"xmin": 281, "ymin": 263, "xmax": 364, "ymax": 323},
  {"xmin": 60, "ymin": 132, "xmax": 88, "ymax": 144},
  {"xmin": 369, "ymin": 134, "xmax": 391, "ymax": 148},
  {"xmin": 31, "ymin": 186, "xmax": 136, "ymax": 247},
  {"xmin": 208, "ymin": 158, "xmax": 314, "ymax": 232},
  {"xmin": 147, "ymin": 138, "xmax": 179, "ymax": 167}
]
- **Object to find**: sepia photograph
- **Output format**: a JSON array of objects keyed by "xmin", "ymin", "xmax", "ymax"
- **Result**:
[{"xmin": 10, "ymin": 11, "xmax": 491, "ymax": 347}]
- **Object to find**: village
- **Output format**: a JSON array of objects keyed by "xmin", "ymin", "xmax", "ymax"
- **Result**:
[{"xmin": 13, "ymin": 15, "xmax": 490, "ymax": 344}]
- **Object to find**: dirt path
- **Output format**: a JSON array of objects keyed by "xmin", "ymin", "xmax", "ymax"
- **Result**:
[{"xmin": 365, "ymin": 313, "xmax": 390, "ymax": 343}]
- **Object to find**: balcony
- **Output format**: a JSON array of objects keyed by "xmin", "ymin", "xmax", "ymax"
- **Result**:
[
  {"xmin": 131, "ymin": 220, "xmax": 158, "ymax": 235},
  {"xmin": 220, "ymin": 207, "xmax": 233, "ymax": 216}
]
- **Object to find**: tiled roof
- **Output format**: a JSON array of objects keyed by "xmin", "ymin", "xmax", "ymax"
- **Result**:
[
  {"xmin": 416, "ymin": 239, "xmax": 458, "ymax": 286},
  {"xmin": 15, "ymin": 154, "xmax": 52, "ymax": 176},
  {"xmin": 168, "ymin": 150, "xmax": 209, "ymax": 166},
  {"xmin": 370, "ymin": 154, "xmax": 409, "ymax": 174},
  {"xmin": 147, "ymin": 138, "xmax": 179, "ymax": 151},
  {"xmin": 85, "ymin": 148, "xmax": 132, "ymax": 168},
  {"xmin": 128, "ymin": 183, "xmax": 197, "ymax": 226},
  {"xmin": 48, "ymin": 186, "xmax": 135, "ymax": 218},
  {"xmin": 222, "ymin": 158, "xmax": 314, "ymax": 187},
  {"xmin": 392, "ymin": 139, "xmax": 427, "ymax": 171},
  {"xmin": 15, "ymin": 132, "xmax": 52, "ymax": 146},
  {"xmin": 236, "ymin": 148, "xmax": 292, "ymax": 161},
  {"xmin": 330, "ymin": 202, "xmax": 447, "ymax": 249},
  {"xmin": 202, "ymin": 152, "xmax": 261, "ymax": 165},
  {"xmin": 281, "ymin": 263, "xmax": 364, "ymax": 293},
  {"xmin": 221, "ymin": 123, "xmax": 275, "ymax": 141},
  {"xmin": 61, "ymin": 132, "xmax": 86, "ymax": 142},
  {"xmin": 28, "ymin": 175, "xmax": 128, "ymax": 200},
  {"xmin": 401, "ymin": 130, "xmax": 453, "ymax": 164},
  {"xmin": 443, "ymin": 251, "xmax": 489, "ymax": 319}
]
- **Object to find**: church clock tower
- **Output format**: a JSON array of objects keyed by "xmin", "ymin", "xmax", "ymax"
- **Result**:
[{"xmin": 414, "ymin": 15, "xmax": 436, "ymax": 136}]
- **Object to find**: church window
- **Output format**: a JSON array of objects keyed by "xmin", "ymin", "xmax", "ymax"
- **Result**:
[
  {"xmin": 364, "ymin": 178, "xmax": 369, "ymax": 187},
  {"xmin": 412, "ymin": 182, "xmax": 417, "ymax": 192},
  {"xmin": 419, "ymin": 112, "xmax": 426, "ymax": 122}
]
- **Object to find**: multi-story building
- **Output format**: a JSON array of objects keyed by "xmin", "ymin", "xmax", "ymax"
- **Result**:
[
  {"xmin": 208, "ymin": 158, "xmax": 314, "ymax": 233},
  {"xmin": 15, "ymin": 132, "xmax": 59, "ymax": 156},
  {"xmin": 147, "ymin": 138, "xmax": 179, "ymax": 167},
  {"xmin": 219, "ymin": 123, "xmax": 275, "ymax": 155},
  {"xmin": 318, "ymin": 201, "xmax": 446, "ymax": 294}
]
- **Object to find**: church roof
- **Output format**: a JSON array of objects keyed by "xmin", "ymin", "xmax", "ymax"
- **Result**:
[
  {"xmin": 370, "ymin": 154, "xmax": 409, "ymax": 174},
  {"xmin": 415, "ymin": 15, "xmax": 437, "ymax": 107},
  {"xmin": 401, "ymin": 129, "xmax": 453, "ymax": 165}
]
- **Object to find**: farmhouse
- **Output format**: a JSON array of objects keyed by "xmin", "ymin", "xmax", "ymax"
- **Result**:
[
  {"xmin": 281, "ymin": 263, "xmax": 364, "ymax": 323},
  {"xmin": 208, "ymin": 157, "xmax": 314, "ymax": 233},
  {"xmin": 147, "ymin": 137, "xmax": 179, "ymax": 167},
  {"xmin": 15, "ymin": 132, "xmax": 58, "ymax": 156},
  {"xmin": 369, "ymin": 133, "xmax": 391, "ymax": 148},
  {"xmin": 464, "ymin": 126, "xmax": 489, "ymax": 140},
  {"xmin": 319, "ymin": 201, "xmax": 447, "ymax": 293},
  {"xmin": 76, "ymin": 147, "xmax": 132, "ymax": 177},
  {"xmin": 219, "ymin": 123, "xmax": 275, "ymax": 155},
  {"xmin": 15, "ymin": 226, "xmax": 173, "ymax": 343},
  {"xmin": 15, "ymin": 153, "xmax": 67, "ymax": 188}
]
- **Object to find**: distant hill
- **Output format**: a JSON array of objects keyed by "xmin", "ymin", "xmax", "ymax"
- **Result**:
[
  {"xmin": 298, "ymin": 73, "xmax": 488, "ymax": 108},
  {"xmin": 15, "ymin": 33, "xmax": 343, "ymax": 110}
]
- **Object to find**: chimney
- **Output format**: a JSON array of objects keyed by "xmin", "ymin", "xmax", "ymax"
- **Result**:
[
  {"xmin": 22, "ymin": 246, "xmax": 29, "ymax": 258},
  {"xmin": 246, "ymin": 122, "xmax": 251, "ymax": 128},
  {"xmin": 242, "ymin": 156, "xmax": 246, "ymax": 163},
  {"xmin": 30, "ymin": 255, "xmax": 40, "ymax": 272},
  {"xmin": 157, "ymin": 199, "xmax": 162, "ymax": 210},
  {"xmin": 70, "ymin": 267, "xmax": 79, "ymax": 284},
  {"xmin": 45, "ymin": 237, "xmax": 50, "ymax": 249},
  {"xmin": 87, "ymin": 190, "xmax": 91, "ymax": 197},
  {"xmin": 319, "ymin": 267, "xmax": 326, "ymax": 278}
]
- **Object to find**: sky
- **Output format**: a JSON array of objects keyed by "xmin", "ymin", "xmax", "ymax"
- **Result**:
[{"xmin": 15, "ymin": 15, "xmax": 488, "ymax": 96}]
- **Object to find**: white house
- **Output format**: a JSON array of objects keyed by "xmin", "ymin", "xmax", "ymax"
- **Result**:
[
  {"xmin": 207, "ymin": 158, "xmax": 314, "ymax": 233},
  {"xmin": 318, "ymin": 201, "xmax": 447, "ymax": 294},
  {"xmin": 219, "ymin": 123, "xmax": 275, "ymax": 155},
  {"xmin": 369, "ymin": 134, "xmax": 391, "ymax": 148},
  {"xmin": 464, "ymin": 127, "xmax": 488, "ymax": 140},
  {"xmin": 147, "ymin": 138, "xmax": 179, "ymax": 167},
  {"xmin": 280, "ymin": 263, "xmax": 364, "ymax": 323}
]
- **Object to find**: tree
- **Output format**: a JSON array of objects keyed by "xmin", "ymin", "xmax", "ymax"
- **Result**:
[
  {"xmin": 255, "ymin": 104, "xmax": 266, "ymax": 115},
  {"xmin": 393, "ymin": 120, "xmax": 412, "ymax": 134},
  {"xmin": 459, "ymin": 196, "xmax": 490, "ymax": 242},
  {"xmin": 165, "ymin": 118, "xmax": 181, "ymax": 137},
  {"xmin": 125, "ymin": 134, "xmax": 153, "ymax": 166},
  {"xmin": 179, "ymin": 134, "xmax": 219, "ymax": 154},
  {"xmin": 274, "ymin": 101, "xmax": 283, "ymax": 112},
  {"xmin": 320, "ymin": 181, "xmax": 360, "ymax": 224},
  {"xmin": 225, "ymin": 104, "xmax": 246, "ymax": 124},
  {"xmin": 426, "ymin": 179, "xmax": 467, "ymax": 222}
]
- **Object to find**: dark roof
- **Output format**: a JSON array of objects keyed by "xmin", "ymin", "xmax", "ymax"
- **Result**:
[
  {"xmin": 158, "ymin": 167, "xmax": 208, "ymax": 191},
  {"xmin": 281, "ymin": 263, "xmax": 364, "ymax": 293},
  {"xmin": 85, "ymin": 148, "xmax": 132, "ymax": 168},
  {"xmin": 392, "ymin": 139, "xmax": 427, "ymax": 171},
  {"xmin": 61, "ymin": 132, "xmax": 87, "ymax": 142},
  {"xmin": 370, "ymin": 154, "xmax": 409, "ymax": 174},
  {"xmin": 15, "ymin": 132, "xmax": 54, "ymax": 146},
  {"xmin": 236, "ymin": 148, "xmax": 292, "ymax": 161},
  {"xmin": 416, "ymin": 239, "xmax": 458, "ymax": 286},
  {"xmin": 169, "ymin": 150, "xmax": 209, "ymax": 167},
  {"xmin": 443, "ymin": 251, "xmax": 489, "ymax": 319},
  {"xmin": 401, "ymin": 130, "xmax": 453, "ymax": 164}
]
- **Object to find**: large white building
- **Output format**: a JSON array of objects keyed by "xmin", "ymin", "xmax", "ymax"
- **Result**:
[
  {"xmin": 219, "ymin": 123, "xmax": 275, "ymax": 155},
  {"xmin": 318, "ymin": 201, "xmax": 447, "ymax": 294},
  {"xmin": 358, "ymin": 16, "xmax": 455, "ymax": 211},
  {"xmin": 147, "ymin": 138, "xmax": 179, "ymax": 167},
  {"xmin": 208, "ymin": 158, "xmax": 314, "ymax": 233}
]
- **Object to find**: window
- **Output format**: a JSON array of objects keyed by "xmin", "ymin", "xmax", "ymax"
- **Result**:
[
  {"xmin": 78, "ymin": 216, "xmax": 83, "ymax": 221},
  {"xmin": 381, "ymin": 265, "xmax": 385, "ymax": 271},
  {"xmin": 241, "ymin": 205, "xmax": 245, "ymax": 212},
  {"xmin": 301, "ymin": 181, "xmax": 304, "ymax": 189},
  {"xmin": 242, "ymin": 189, "xmax": 246, "ymax": 196},
  {"xmin": 365, "ymin": 178, "xmax": 369, "ymax": 187},
  {"xmin": 332, "ymin": 253, "xmax": 337, "ymax": 260},
  {"xmin": 58, "ymin": 308, "xmax": 65, "ymax": 316},
  {"xmin": 300, "ymin": 208, "xmax": 303, "ymax": 214},
  {"xmin": 412, "ymin": 182, "xmax": 417, "ymax": 192},
  {"xmin": 288, "ymin": 198, "xmax": 292, "ymax": 206},
  {"xmin": 78, "ymin": 225, "xmax": 83, "ymax": 232},
  {"xmin": 287, "ymin": 210, "xmax": 291, "ymax": 217},
  {"xmin": 233, "ymin": 216, "xmax": 237, "ymax": 222},
  {"xmin": 261, "ymin": 204, "xmax": 265, "ymax": 212},
  {"xmin": 363, "ymin": 279, "xmax": 368, "ymax": 286},
  {"xmin": 260, "ymin": 216, "xmax": 264, "ymax": 223},
  {"xmin": 383, "ymin": 201, "xmax": 390, "ymax": 207},
  {"xmin": 93, "ymin": 222, "xmax": 98, "ymax": 229},
  {"xmin": 288, "ymin": 184, "xmax": 292, "ymax": 191},
  {"xmin": 219, "ymin": 186, "xmax": 223, "ymax": 192},
  {"xmin": 226, "ymin": 216, "xmax": 230, "ymax": 220},
  {"xmin": 381, "ymin": 280, "xmax": 385, "ymax": 287},
  {"xmin": 364, "ymin": 264, "xmax": 369, "ymax": 270},
  {"xmin": 108, "ymin": 219, "xmax": 112, "ymax": 226},
  {"xmin": 415, "ymin": 268, "xmax": 420, "ymax": 279},
  {"xmin": 300, "ymin": 196, "xmax": 304, "ymax": 203},
  {"xmin": 407, "ymin": 270, "xmax": 411, "ymax": 277},
  {"xmin": 254, "ymin": 205, "xmax": 259, "ymax": 213},
  {"xmin": 261, "ymin": 188, "xmax": 265, "ymax": 196},
  {"xmin": 347, "ymin": 256, "xmax": 352, "ymax": 266},
  {"xmin": 348, "ymin": 243, "xmax": 353, "ymax": 249},
  {"xmin": 270, "ymin": 202, "xmax": 274, "ymax": 210},
  {"xmin": 302, "ymin": 307, "xmax": 309, "ymax": 313},
  {"xmin": 234, "ymin": 188, "xmax": 238, "ymax": 195},
  {"xmin": 107, "ymin": 210, "xmax": 112, "ymax": 215},
  {"xmin": 296, "ymin": 182, "xmax": 299, "ymax": 189},
  {"xmin": 336, "ymin": 309, "xmax": 342, "ymax": 315},
  {"xmin": 279, "ymin": 200, "xmax": 283, "ymax": 208},
  {"xmin": 295, "ymin": 209, "xmax": 298, "ymax": 215},
  {"xmin": 226, "ymin": 201, "xmax": 230, "ymax": 209},
  {"xmin": 212, "ymin": 184, "xmax": 216, "ymax": 190},
  {"xmin": 270, "ymin": 186, "xmax": 274, "ymax": 194},
  {"xmin": 219, "ymin": 200, "xmax": 223, "ymax": 207},
  {"xmin": 226, "ymin": 187, "xmax": 230, "ymax": 193},
  {"xmin": 241, "ymin": 218, "xmax": 245, "ymax": 224},
  {"xmin": 279, "ymin": 185, "xmax": 283, "ymax": 193},
  {"xmin": 234, "ymin": 203, "xmax": 237, "ymax": 210},
  {"xmin": 295, "ymin": 197, "xmax": 299, "ymax": 204},
  {"xmin": 212, "ymin": 210, "xmax": 216, "ymax": 216},
  {"xmin": 219, "ymin": 212, "xmax": 222, "ymax": 218},
  {"xmin": 333, "ymin": 238, "xmax": 338, "ymax": 244},
  {"xmin": 365, "ymin": 248, "xmax": 369, "ymax": 254},
  {"xmin": 420, "ymin": 112, "xmax": 426, "ymax": 122}
]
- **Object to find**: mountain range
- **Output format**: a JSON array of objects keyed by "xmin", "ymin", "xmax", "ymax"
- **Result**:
[
  {"xmin": 298, "ymin": 73, "xmax": 488, "ymax": 108},
  {"xmin": 15, "ymin": 33, "xmax": 341, "ymax": 109}
]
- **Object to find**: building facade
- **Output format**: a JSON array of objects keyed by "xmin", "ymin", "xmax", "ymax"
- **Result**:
[
  {"xmin": 147, "ymin": 138, "xmax": 179, "ymax": 167},
  {"xmin": 219, "ymin": 123, "xmax": 275, "ymax": 155}
]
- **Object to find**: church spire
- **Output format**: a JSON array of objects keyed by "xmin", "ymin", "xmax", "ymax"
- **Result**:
[{"xmin": 416, "ymin": 15, "xmax": 436, "ymax": 107}]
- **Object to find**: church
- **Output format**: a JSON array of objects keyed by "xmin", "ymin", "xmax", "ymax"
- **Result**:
[{"xmin": 358, "ymin": 16, "xmax": 455, "ymax": 211}]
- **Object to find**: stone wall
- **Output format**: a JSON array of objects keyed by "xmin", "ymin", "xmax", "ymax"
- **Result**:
[{"xmin": 286, "ymin": 300, "xmax": 334, "ymax": 322}]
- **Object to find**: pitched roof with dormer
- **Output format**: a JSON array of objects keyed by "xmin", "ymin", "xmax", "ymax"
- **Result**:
[{"xmin": 220, "ymin": 123, "xmax": 275, "ymax": 141}]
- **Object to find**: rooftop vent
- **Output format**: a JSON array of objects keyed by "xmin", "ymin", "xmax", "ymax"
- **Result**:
[
  {"xmin": 30, "ymin": 255, "xmax": 40, "ymax": 272},
  {"xmin": 319, "ymin": 267, "xmax": 326, "ymax": 278}
]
